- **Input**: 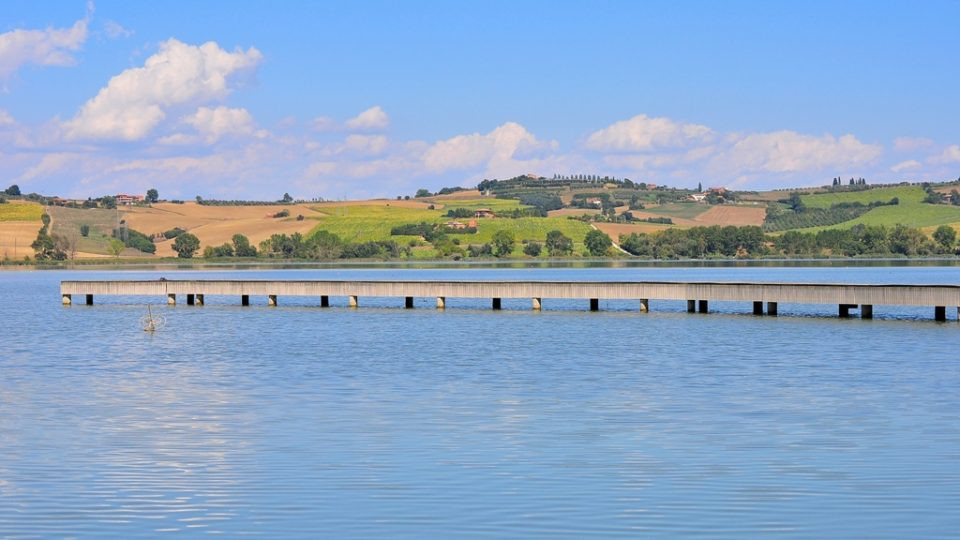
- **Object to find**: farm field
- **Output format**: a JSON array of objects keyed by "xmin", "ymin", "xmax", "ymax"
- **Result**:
[
  {"xmin": 0, "ymin": 201, "xmax": 44, "ymax": 259},
  {"xmin": 642, "ymin": 203, "xmax": 710, "ymax": 220},
  {"xmin": 48, "ymin": 206, "xmax": 124, "ymax": 255},
  {"xmin": 692, "ymin": 205, "xmax": 766, "ymax": 226},
  {"xmin": 547, "ymin": 208, "xmax": 602, "ymax": 217},
  {"xmin": 799, "ymin": 185, "xmax": 922, "ymax": 208},
  {"xmin": 792, "ymin": 186, "xmax": 960, "ymax": 233},
  {"xmin": 0, "ymin": 200, "xmax": 44, "ymax": 221}
]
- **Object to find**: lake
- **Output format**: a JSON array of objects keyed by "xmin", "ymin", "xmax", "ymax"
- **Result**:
[{"xmin": 1, "ymin": 263, "xmax": 958, "ymax": 538}]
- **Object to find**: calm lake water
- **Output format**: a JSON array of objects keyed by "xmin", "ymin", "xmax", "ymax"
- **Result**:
[{"xmin": 1, "ymin": 264, "xmax": 959, "ymax": 538}]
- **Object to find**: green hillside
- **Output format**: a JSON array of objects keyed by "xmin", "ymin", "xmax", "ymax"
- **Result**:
[{"xmin": 792, "ymin": 186, "xmax": 960, "ymax": 233}]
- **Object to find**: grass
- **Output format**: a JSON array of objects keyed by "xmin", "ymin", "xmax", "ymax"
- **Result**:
[
  {"xmin": 0, "ymin": 201, "xmax": 44, "ymax": 221},
  {"xmin": 428, "ymin": 198, "xmax": 525, "ymax": 212},
  {"xmin": 308, "ymin": 204, "xmax": 594, "ymax": 255},
  {"xmin": 48, "ymin": 206, "xmax": 122, "ymax": 254},
  {"xmin": 792, "ymin": 186, "xmax": 960, "ymax": 233},
  {"xmin": 643, "ymin": 203, "xmax": 709, "ymax": 219},
  {"xmin": 799, "ymin": 185, "xmax": 923, "ymax": 208}
]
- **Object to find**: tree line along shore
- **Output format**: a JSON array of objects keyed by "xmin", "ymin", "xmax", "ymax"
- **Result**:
[{"xmin": 3, "ymin": 174, "xmax": 960, "ymax": 264}]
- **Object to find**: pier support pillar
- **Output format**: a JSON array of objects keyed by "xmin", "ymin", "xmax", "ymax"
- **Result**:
[
  {"xmin": 861, "ymin": 304, "xmax": 873, "ymax": 319},
  {"xmin": 348, "ymin": 295, "xmax": 358, "ymax": 308},
  {"xmin": 697, "ymin": 300, "xmax": 708, "ymax": 313},
  {"xmin": 839, "ymin": 304, "xmax": 856, "ymax": 318},
  {"xmin": 196, "ymin": 294, "xmax": 204, "ymax": 306},
  {"xmin": 532, "ymin": 297, "xmax": 542, "ymax": 310},
  {"xmin": 766, "ymin": 302, "xmax": 778, "ymax": 316},
  {"xmin": 687, "ymin": 300, "xmax": 696, "ymax": 313},
  {"xmin": 935, "ymin": 306, "xmax": 946, "ymax": 321},
  {"xmin": 62, "ymin": 294, "xmax": 72, "ymax": 305},
  {"xmin": 753, "ymin": 301, "xmax": 763, "ymax": 315},
  {"xmin": 405, "ymin": 296, "xmax": 414, "ymax": 309},
  {"xmin": 436, "ymin": 296, "xmax": 445, "ymax": 309},
  {"xmin": 320, "ymin": 295, "xmax": 329, "ymax": 307},
  {"xmin": 590, "ymin": 298, "xmax": 599, "ymax": 311},
  {"xmin": 186, "ymin": 294, "xmax": 195, "ymax": 306},
  {"xmin": 640, "ymin": 299, "xmax": 649, "ymax": 313},
  {"xmin": 268, "ymin": 295, "xmax": 277, "ymax": 307},
  {"xmin": 167, "ymin": 293, "xmax": 176, "ymax": 306},
  {"xmin": 241, "ymin": 294, "xmax": 249, "ymax": 306},
  {"xmin": 492, "ymin": 298, "xmax": 502, "ymax": 310},
  {"xmin": 85, "ymin": 294, "xmax": 93, "ymax": 306}
]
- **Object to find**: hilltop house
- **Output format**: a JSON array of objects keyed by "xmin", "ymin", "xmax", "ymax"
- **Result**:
[
  {"xmin": 474, "ymin": 208, "xmax": 496, "ymax": 218},
  {"xmin": 116, "ymin": 194, "xmax": 145, "ymax": 205}
]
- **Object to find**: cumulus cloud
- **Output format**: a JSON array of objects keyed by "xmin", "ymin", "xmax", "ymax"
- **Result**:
[
  {"xmin": 585, "ymin": 114, "xmax": 712, "ymax": 152},
  {"xmin": 714, "ymin": 131, "xmax": 881, "ymax": 174},
  {"xmin": 63, "ymin": 38, "xmax": 262, "ymax": 141},
  {"xmin": 0, "ymin": 14, "xmax": 89, "ymax": 81},
  {"xmin": 930, "ymin": 144, "xmax": 960, "ymax": 164},
  {"xmin": 345, "ymin": 106, "xmax": 389, "ymax": 130},
  {"xmin": 180, "ymin": 105, "xmax": 263, "ymax": 143},
  {"xmin": 890, "ymin": 159, "xmax": 921, "ymax": 173},
  {"xmin": 340, "ymin": 134, "xmax": 389, "ymax": 156},
  {"xmin": 423, "ymin": 122, "xmax": 551, "ymax": 173}
]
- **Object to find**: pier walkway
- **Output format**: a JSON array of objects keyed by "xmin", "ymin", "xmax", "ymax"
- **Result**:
[{"xmin": 60, "ymin": 279, "xmax": 960, "ymax": 321}]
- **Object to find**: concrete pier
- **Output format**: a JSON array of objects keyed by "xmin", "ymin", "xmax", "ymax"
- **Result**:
[
  {"xmin": 405, "ymin": 296, "xmax": 414, "ymax": 309},
  {"xmin": 640, "ymin": 299, "xmax": 649, "ymax": 313},
  {"xmin": 60, "ymin": 279, "xmax": 960, "ymax": 322},
  {"xmin": 532, "ymin": 297, "xmax": 542, "ymax": 310},
  {"xmin": 186, "ymin": 294, "xmax": 195, "ymax": 306}
]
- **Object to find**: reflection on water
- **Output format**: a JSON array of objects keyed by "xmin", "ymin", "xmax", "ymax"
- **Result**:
[{"xmin": 1, "ymin": 266, "xmax": 959, "ymax": 538}]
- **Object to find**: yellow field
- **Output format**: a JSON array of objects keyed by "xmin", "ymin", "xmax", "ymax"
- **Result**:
[
  {"xmin": 0, "ymin": 221, "xmax": 42, "ymax": 259},
  {"xmin": 0, "ymin": 200, "xmax": 44, "ymax": 221},
  {"xmin": 122, "ymin": 202, "xmax": 328, "ymax": 257}
]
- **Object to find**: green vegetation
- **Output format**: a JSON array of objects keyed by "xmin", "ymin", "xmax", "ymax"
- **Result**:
[
  {"xmin": 800, "ymin": 185, "xmax": 922, "ymax": 209},
  {"xmin": 31, "ymin": 213, "xmax": 70, "ymax": 261},
  {"xmin": 584, "ymin": 229, "xmax": 613, "ymax": 256},
  {"xmin": 173, "ymin": 233, "xmax": 200, "ymax": 258},
  {"xmin": 491, "ymin": 230, "xmax": 515, "ymax": 257},
  {"xmin": 146, "ymin": 188, "xmax": 159, "ymax": 203},
  {"xmin": 112, "ymin": 227, "xmax": 156, "ymax": 254},
  {"xmin": 545, "ymin": 230, "xmax": 573, "ymax": 256},
  {"xmin": 232, "ymin": 234, "xmax": 258, "ymax": 257},
  {"xmin": 643, "ymin": 203, "xmax": 708, "ymax": 220},
  {"xmin": 4, "ymin": 184, "xmax": 21, "ymax": 196}
]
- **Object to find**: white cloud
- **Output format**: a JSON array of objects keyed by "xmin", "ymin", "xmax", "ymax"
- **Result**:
[
  {"xmin": 585, "ymin": 114, "xmax": 712, "ymax": 152},
  {"xmin": 64, "ymin": 38, "xmax": 262, "ymax": 141},
  {"xmin": 715, "ymin": 131, "xmax": 881, "ymax": 174},
  {"xmin": 312, "ymin": 116, "xmax": 337, "ymax": 131},
  {"xmin": 423, "ymin": 122, "xmax": 550, "ymax": 173},
  {"xmin": 930, "ymin": 144, "xmax": 960, "ymax": 164},
  {"xmin": 890, "ymin": 159, "xmax": 921, "ymax": 173},
  {"xmin": 0, "ymin": 109, "xmax": 14, "ymax": 126},
  {"xmin": 345, "ymin": 106, "xmax": 389, "ymax": 130},
  {"xmin": 893, "ymin": 137, "xmax": 934, "ymax": 151},
  {"xmin": 181, "ymin": 106, "xmax": 262, "ymax": 143},
  {"xmin": 103, "ymin": 20, "xmax": 133, "ymax": 39},
  {"xmin": 0, "ymin": 14, "xmax": 88, "ymax": 81}
]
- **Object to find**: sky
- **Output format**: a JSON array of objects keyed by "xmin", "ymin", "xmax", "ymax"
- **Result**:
[{"xmin": 1, "ymin": 0, "xmax": 958, "ymax": 200}]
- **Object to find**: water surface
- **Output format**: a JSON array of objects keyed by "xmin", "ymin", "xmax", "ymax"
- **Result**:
[{"xmin": 1, "ymin": 265, "xmax": 958, "ymax": 538}]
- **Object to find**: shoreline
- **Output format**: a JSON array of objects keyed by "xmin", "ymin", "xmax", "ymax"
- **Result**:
[{"xmin": 4, "ymin": 256, "xmax": 960, "ymax": 272}]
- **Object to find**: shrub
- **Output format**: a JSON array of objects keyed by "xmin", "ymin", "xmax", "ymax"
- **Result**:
[
  {"xmin": 584, "ymin": 229, "xmax": 612, "ymax": 256},
  {"xmin": 523, "ymin": 242, "xmax": 542, "ymax": 257},
  {"xmin": 163, "ymin": 227, "xmax": 186, "ymax": 239},
  {"xmin": 172, "ymin": 233, "xmax": 200, "ymax": 258},
  {"xmin": 79, "ymin": 224, "xmax": 90, "ymax": 237}
]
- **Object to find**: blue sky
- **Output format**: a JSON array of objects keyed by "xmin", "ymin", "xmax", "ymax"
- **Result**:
[{"xmin": 1, "ymin": 0, "xmax": 958, "ymax": 199}]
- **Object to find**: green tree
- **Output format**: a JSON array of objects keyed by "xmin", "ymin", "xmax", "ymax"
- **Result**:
[
  {"xmin": 172, "ymin": 233, "xmax": 200, "ymax": 258},
  {"xmin": 584, "ymin": 229, "xmax": 613, "ymax": 256},
  {"xmin": 933, "ymin": 225, "xmax": 956, "ymax": 250},
  {"xmin": 145, "ymin": 188, "xmax": 159, "ymax": 203},
  {"xmin": 4, "ymin": 184, "xmax": 20, "ymax": 196},
  {"xmin": 545, "ymin": 230, "xmax": 573, "ymax": 256},
  {"xmin": 523, "ymin": 241, "xmax": 542, "ymax": 257},
  {"xmin": 415, "ymin": 188, "xmax": 432, "ymax": 198},
  {"xmin": 100, "ymin": 195, "xmax": 117, "ymax": 209},
  {"xmin": 232, "ymin": 234, "xmax": 257, "ymax": 257},
  {"xmin": 491, "ymin": 230, "xmax": 515, "ymax": 257},
  {"xmin": 281, "ymin": 192, "xmax": 293, "ymax": 203},
  {"xmin": 79, "ymin": 224, "xmax": 90, "ymax": 237},
  {"xmin": 107, "ymin": 238, "xmax": 125, "ymax": 258}
]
